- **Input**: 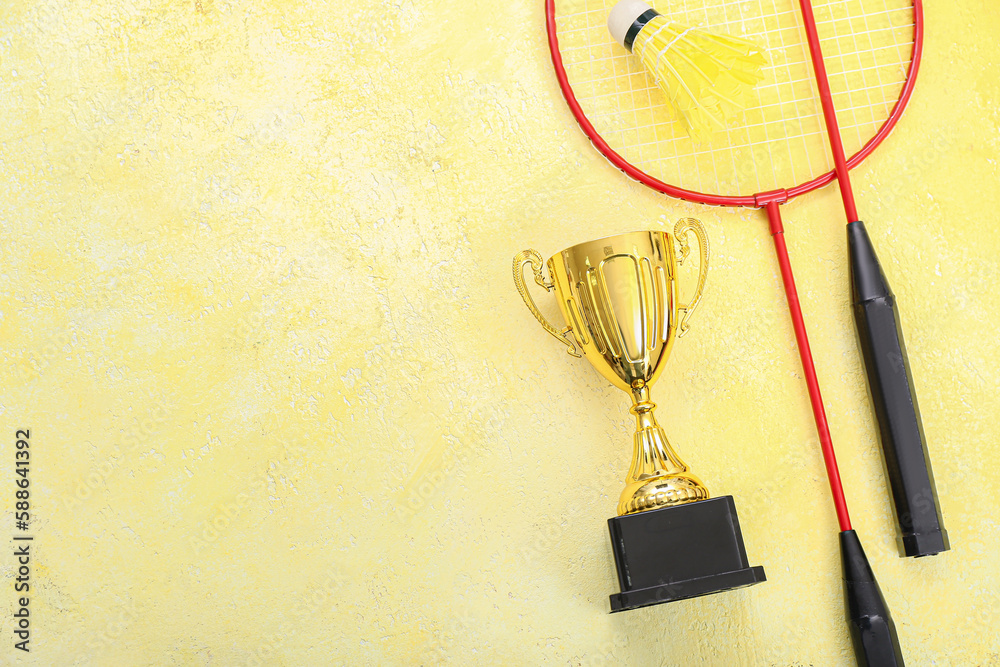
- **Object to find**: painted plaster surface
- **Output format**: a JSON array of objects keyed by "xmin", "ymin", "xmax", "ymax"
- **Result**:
[{"xmin": 1, "ymin": 0, "xmax": 998, "ymax": 664}]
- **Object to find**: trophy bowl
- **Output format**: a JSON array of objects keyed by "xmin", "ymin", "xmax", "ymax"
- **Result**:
[{"xmin": 513, "ymin": 222, "xmax": 765, "ymax": 611}]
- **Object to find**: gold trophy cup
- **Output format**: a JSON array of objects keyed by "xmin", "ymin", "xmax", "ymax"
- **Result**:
[
  {"xmin": 513, "ymin": 223, "xmax": 710, "ymax": 515},
  {"xmin": 513, "ymin": 222, "xmax": 765, "ymax": 611}
]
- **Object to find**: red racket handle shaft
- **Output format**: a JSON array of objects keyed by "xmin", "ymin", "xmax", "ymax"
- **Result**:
[
  {"xmin": 797, "ymin": 0, "xmax": 860, "ymax": 223},
  {"xmin": 766, "ymin": 202, "xmax": 852, "ymax": 531}
]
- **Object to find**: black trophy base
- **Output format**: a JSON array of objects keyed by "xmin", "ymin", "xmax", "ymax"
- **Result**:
[{"xmin": 608, "ymin": 496, "xmax": 765, "ymax": 613}]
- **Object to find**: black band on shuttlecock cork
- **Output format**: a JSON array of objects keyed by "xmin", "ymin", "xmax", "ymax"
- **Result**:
[{"xmin": 624, "ymin": 9, "xmax": 659, "ymax": 51}]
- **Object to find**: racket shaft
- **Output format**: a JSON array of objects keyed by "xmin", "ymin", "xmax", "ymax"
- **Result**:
[
  {"xmin": 765, "ymin": 202, "xmax": 852, "ymax": 529},
  {"xmin": 796, "ymin": 0, "xmax": 859, "ymax": 222},
  {"xmin": 848, "ymin": 221, "xmax": 948, "ymax": 557}
]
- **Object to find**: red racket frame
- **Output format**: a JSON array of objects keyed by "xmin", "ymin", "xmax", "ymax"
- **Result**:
[{"xmin": 545, "ymin": 0, "xmax": 924, "ymax": 531}]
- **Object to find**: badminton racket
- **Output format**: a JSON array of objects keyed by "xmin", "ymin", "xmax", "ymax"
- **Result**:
[{"xmin": 546, "ymin": 0, "xmax": 920, "ymax": 661}]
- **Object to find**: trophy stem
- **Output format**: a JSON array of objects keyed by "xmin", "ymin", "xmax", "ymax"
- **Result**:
[{"xmin": 617, "ymin": 382, "xmax": 710, "ymax": 516}]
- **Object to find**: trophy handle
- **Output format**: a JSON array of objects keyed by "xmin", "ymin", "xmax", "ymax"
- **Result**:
[
  {"xmin": 673, "ymin": 218, "xmax": 710, "ymax": 337},
  {"xmin": 512, "ymin": 249, "xmax": 582, "ymax": 358}
]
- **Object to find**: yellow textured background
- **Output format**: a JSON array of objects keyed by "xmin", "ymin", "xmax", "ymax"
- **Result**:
[{"xmin": 1, "ymin": 0, "xmax": 998, "ymax": 664}]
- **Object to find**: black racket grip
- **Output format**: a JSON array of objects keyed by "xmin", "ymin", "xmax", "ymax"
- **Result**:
[
  {"xmin": 848, "ymin": 221, "xmax": 949, "ymax": 558},
  {"xmin": 840, "ymin": 530, "xmax": 905, "ymax": 667}
]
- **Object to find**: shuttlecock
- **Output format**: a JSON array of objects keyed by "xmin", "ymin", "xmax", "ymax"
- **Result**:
[{"xmin": 607, "ymin": 0, "xmax": 766, "ymax": 138}]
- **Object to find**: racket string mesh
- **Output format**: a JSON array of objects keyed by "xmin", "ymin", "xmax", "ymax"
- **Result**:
[{"xmin": 553, "ymin": 0, "xmax": 915, "ymax": 197}]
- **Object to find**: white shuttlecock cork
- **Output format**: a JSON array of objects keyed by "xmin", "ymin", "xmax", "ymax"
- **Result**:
[
  {"xmin": 606, "ymin": 0, "xmax": 767, "ymax": 138},
  {"xmin": 607, "ymin": 0, "xmax": 656, "ymax": 50}
]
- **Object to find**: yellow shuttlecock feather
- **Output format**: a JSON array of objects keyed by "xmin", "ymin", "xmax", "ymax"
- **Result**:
[{"xmin": 608, "ymin": 0, "xmax": 766, "ymax": 138}]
